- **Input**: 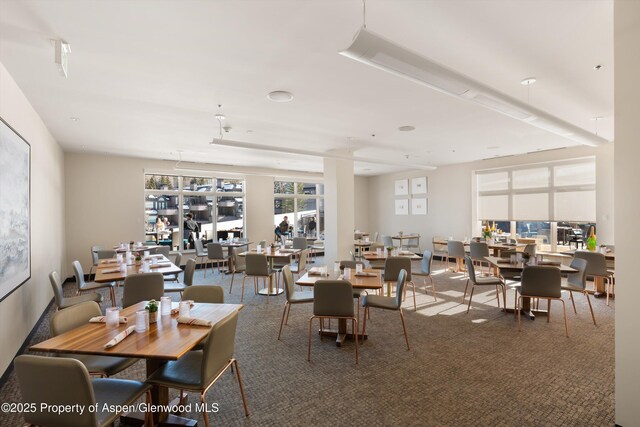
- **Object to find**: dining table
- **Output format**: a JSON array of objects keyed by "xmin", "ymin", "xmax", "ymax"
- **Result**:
[
  {"xmin": 362, "ymin": 251, "xmax": 422, "ymax": 296},
  {"xmin": 391, "ymin": 234, "xmax": 420, "ymax": 250},
  {"xmin": 353, "ymin": 239, "xmax": 372, "ymax": 258},
  {"xmin": 94, "ymin": 255, "xmax": 182, "ymax": 283},
  {"xmin": 296, "ymin": 268, "xmax": 383, "ymax": 346},
  {"xmin": 238, "ymin": 248, "xmax": 301, "ymax": 296},
  {"xmin": 219, "ymin": 240, "xmax": 253, "ymax": 273},
  {"xmin": 30, "ymin": 301, "xmax": 244, "ymax": 426}
]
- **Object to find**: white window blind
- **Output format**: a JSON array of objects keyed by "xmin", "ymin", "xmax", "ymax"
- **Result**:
[
  {"xmin": 554, "ymin": 190, "xmax": 596, "ymax": 222},
  {"xmin": 513, "ymin": 193, "xmax": 549, "ymax": 221},
  {"xmin": 512, "ymin": 167, "xmax": 549, "ymax": 189},
  {"xmin": 478, "ymin": 195, "xmax": 509, "ymax": 220},
  {"xmin": 477, "ymin": 172, "xmax": 509, "ymax": 191}
]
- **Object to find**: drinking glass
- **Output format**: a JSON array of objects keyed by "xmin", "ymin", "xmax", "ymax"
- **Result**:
[
  {"xmin": 179, "ymin": 301, "xmax": 191, "ymax": 317},
  {"xmin": 344, "ymin": 267, "xmax": 352, "ymax": 280},
  {"xmin": 160, "ymin": 296, "xmax": 172, "ymax": 316},
  {"xmin": 356, "ymin": 264, "xmax": 363, "ymax": 274},
  {"xmin": 334, "ymin": 261, "xmax": 340, "ymax": 272},
  {"xmin": 135, "ymin": 310, "xmax": 149, "ymax": 333},
  {"xmin": 106, "ymin": 307, "xmax": 120, "ymax": 327}
]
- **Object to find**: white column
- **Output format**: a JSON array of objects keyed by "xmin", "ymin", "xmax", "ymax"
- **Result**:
[
  {"xmin": 323, "ymin": 156, "xmax": 355, "ymax": 265},
  {"xmin": 245, "ymin": 175, "xmax": 275, "ymax": 245}
]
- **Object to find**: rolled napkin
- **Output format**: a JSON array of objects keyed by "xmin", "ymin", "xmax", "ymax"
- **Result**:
[
  {"xmin": 171, "ymin": 301, "xmax": 195, "ymax": 315},
  {"xmin": 150, "ymin": 262, "xmax": 171, "ymax": 269},
  {"xmin": 399, "ymin": 251, "xmax": 415, "ymax": 256},
  {"xmin": 102, "ymin": 259, "xmax": 118, "ymax": 264},
  {"xmin": 104, "ymin": 326, "xmax": 136, "ymax": 348},
  {"xmin": 308, "ymin": 267, "xmax": 324, "ymax": 276},
  {"xmin": 101, "ymin": 267, "xmax": 121, "ymax": 274},
  {"xmin": 90, "ymin": 316, "xmax": 128, "ymax": 324},
  {"xmin": 278, "ymin": 249, "xmax": 295, "ymax": 253},
  {"xmin": 144, "ymin": 254, "xmax": 164, "ymax": 260},
  {"xmin": 177, "ymin": 316, "xmax": 212, "ymax": 327},
  {"xmin": 355, "ymin": 272, "xmax": 376, "ymax": 277}
]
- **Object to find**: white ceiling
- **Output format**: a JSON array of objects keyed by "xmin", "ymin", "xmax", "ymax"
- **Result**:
[{"xmin": 0, "ymin": 0, "xmax": 613, "ymax": 176}]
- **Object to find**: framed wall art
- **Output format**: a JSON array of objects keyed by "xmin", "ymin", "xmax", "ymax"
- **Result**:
[
  {"xmin": 411, "ymin": 198, "xmax": 427, "ymax": 215},
  {"xmin": 411, "ymin": 177, "xmax": 427, "ymax": 194},
  {"xmin": 394, "ymin": 179, "xmax": 409, "ymax": 196},
  {"xmin": 395, "ymin": 199, "xmax": 409, "ymax": 215}
]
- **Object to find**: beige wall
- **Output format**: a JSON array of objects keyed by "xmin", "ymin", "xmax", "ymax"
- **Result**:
[
  {"xmin": 367, "ymin": 145, "xmax": 614, "ymax": 250},
  {"xmin": 0, "ymin": 62, "xmax": 66, "ymax": 375},
  {"xmin": 354, "ymin": 175, "xmax": 370, "ymax": 233},
  {"xmin": 614, "ymin": 0, "xmax": 640, "ymax": 424}
]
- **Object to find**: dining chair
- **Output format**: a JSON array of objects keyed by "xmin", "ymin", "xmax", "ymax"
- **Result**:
[
  {"xmin": 229, "ymin": 247, "xmax": 247, "ymax": 295},
  {"xmin": 121, "ymin": 273, "xmax": 164, "ymax": 308},
  {"xmin": 292, "ymin": 237, "xmax": 308, "ymax": 251},
  {"xmin": 383, "ymin": 256, "xmax": 417, "ymax": 310},
  {"xmin": 561, "ymin": 258, "xmax": 596, "ymax": 325},
  {"xmin": 155, "ymin": 246, "xmax": 171, "ymax": 257},
  {"xmin": 72, "ymin": 260, "xmax": 117, "ymax": 307},
  {"xmin": 163, "ymin": 252, "xmax": 182, "ymax": 282},
  {"xmin": 205, "ymin": 243, "xmax": 227, "ymax": 277},
  {"xmin": 523, "ymin": 243, "xmax": 537, "ymax": 258},
  {"xmin": 373, "ymin": 231, "xmax": 379, "ymax": 243},
  {"xmin": 96, "ymin": 249, "xmax": 116, "ymax": 261},
  {"xmin": 164, "ymin": 257, "xmax": 195, "ymax": 297},
  {"xmin": 447, "ymin": 240, "xmax": 466, "ymax": 274},
  {"xmin": 50, "ymin": 271, "xmax": 102, "ymax": 310},
  {"xmin": 194, "ymin": 239, "xmax": 208, "ymax": 268},
  {"xmin": 290, "ymin": 248, "xmax": 309, "ymax": 279},
  {"xmin": 405, "ymin": 236, "xmax": 421, "ymax": 253},
  {"xmin": 463, "ymin": 256, "xmax": 506, "ymax": 313},
  {"xmin": 146, "ymin": 311, "xmax": 249, "ymax": 427},
  {"xmin": 412, "ymin": 250, "xmax": 437, "ymax": 301},
  {"xmin": 515, "ymin": 265, "xmax": 568, "ymax": 337},
  {"xmin": 278, "ymin": 266, "xmax": 314, "ymax": 340},
  {"xmin": 15, "ymin": 354, "xmax": 153, "ymax": 427},
  {"xmin": 182, "ymin": 285, "xmax": 224, "ymax": 304},
  {"xmin": 50, "ymin": 301, "xmax": 137, "ymax": 377},
  {"xmin": 308, "ymin": 280, "xmax": 358, "ymax": 364},
  {"xmin": 573, "ymin": 251, "xmax": 615, "ymax": 305},
  {"xmin": 381, "ymin": 235, "xmax": 394, "ymax": 248},
  {"xmin": 362, "ymin": 269, "xmax": 410, "ymax": 351},
  {"xmin": 354, "ymin": 232, "xmax": 363, "ymax": 240},
  {"xmin": 469, "ymin": 241, "xmax": 490, "ymax": 275},
  {"xmin": 242, "ymin": 253, "xmax": 274, "ymax": 303},
  {"xmin": 89, "ymin": 245, "xmax": 104, "ymax": 278}
]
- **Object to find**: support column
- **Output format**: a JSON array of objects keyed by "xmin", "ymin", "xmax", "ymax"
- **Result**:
[{"xmin": 323, "ymin": 156, "xmax": 355, "ymax": 265}]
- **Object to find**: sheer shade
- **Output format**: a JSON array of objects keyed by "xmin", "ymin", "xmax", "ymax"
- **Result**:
[
  {"xmin": 478, "ymin": 195, "xmax": 509, "ymax": 220},
  {"xmin": 513, "ymin": 167, "xmax": 549, "ymax": 189},
  {"xmin": 554, "ymin": 191, "xmax": 596, "ymax": 222},
  {"xmin": 477, "ymin": 172, "xmax": 509, "ymax": 191},
  {"xmin": 513, "ymin": 193, "xmax": 548, "ymax": 221}
]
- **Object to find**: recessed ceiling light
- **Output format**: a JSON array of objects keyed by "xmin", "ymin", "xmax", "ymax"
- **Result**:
[
  {"xmin": 487, "ymin": 145, "xmax": 500, "ymax": 150},
  {"xmin": 520, "ymin": 77, "xmax": 536, "ymax": 85},
  {"xmin": 70, "ymin": 117, "xmax": 79, "ymax": 121},
  {"xmin": 215, "ymin": 114, "xmax": 225, "ymax": 120},
  {"xmin": 398, "ymin": 125, "xmax": 415, "ymax": 132},
  {"xmin": 593, "ymin": 64, "xmax": 603, "ymax": 70},
  {"xmin": 267, "ymin": 91, "xmax": 294, "ymax": 102}
]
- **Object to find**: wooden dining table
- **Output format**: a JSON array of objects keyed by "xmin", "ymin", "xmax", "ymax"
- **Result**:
[
  {"xmin": 363, "ymin": 251, "xmax": 422, "ymax": 295},
  {"xmin": 219, "ymin": 240, "xmax": 253, "ymax": 273},
  {"xmin": 94, "ymin": 255, "xmax": 182, "ymax": 283},
  {"xmin": 30, "ymin": 301, "xmax": 243, "ymax": 426},
  {"xmin": 297, "ymin": 268, "xmax": 382, "ymax": 346},
  {"xmin": 238, "ymin": 248, "xmax": 301, "ymax": 296},
  {"xmin": 392, "ymin": 234, "xmax": 420, "ymax": 250}
]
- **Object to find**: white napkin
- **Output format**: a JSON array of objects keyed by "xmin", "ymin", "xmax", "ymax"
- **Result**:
[
  {"xmin": 104, "ymin": 326, "xmax": 136, "ymax": 348},
  {"xmin": 101, "ymin": 267, "xmax": 121, "ymax": 274},
  {"xmin": 90, "ymin": 316, "xmax": 128, "ymax": 324},
  {"xmin": 150, "ymin": 262, "xmax": 171, "ymax": 269},
  {"xmin": 102, "ymin": 259, "xmax": 118, "ymax": 264},
  {"xmin": 177, "ymin": 316, "xmax": 212, "ymax": 327},
  {"xmin": 171, "ymin": 301, "xmax": 195, "ymax": 315}
]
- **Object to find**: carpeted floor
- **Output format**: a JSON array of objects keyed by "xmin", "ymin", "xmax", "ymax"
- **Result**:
[{"xmin": 0, "ymin": 258, "xmax": 614, "ymax": 426}]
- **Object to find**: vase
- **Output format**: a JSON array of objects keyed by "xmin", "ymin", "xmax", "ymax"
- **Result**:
[{"xmin": 148, "ymin": 311, "xmax": 157, "ymax": 323}]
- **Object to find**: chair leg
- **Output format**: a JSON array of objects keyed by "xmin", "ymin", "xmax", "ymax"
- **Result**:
[
  {"xmin": 278, "ymin": 302, "xmax": 289, "ymax": 340},
  {"xmin": 230, "ymin": 272, "xmax": 235, "ymax": 294},
  {"xmin": 427, "ymin": 276, "xmax": 436, "ymax": 301},
  {"xmin": 361, "ymin": 306, "xmax": 368, "ymax": 344},
  {"xmin": 561, "ymin": 299, "xmax": 569, "ymax": 337},
  {"xmin": 399, "ymin": 308, "xmax": 410, "ymax": 351},
  {"xmin": 285, "ymin": 303, "xmax": 292, "ymax": 325},
  {"xmin": 241, "ymin": 275, "xmax": 246, "ymax": 303},
  {"xmin": 411, "ymin": 281, "xmax": 416, "ymax": 311},
  {"xmin": 547, "ymin": 299, "xmax": 551, "ymax": 323},
  {"xmin": 353, "ymin": 318, "xmax": 359, "ymax": 364},
  {"xmin": 232, "ymin": 360, "xmax": 250, "ymax": 417},
  {"xmin": 308, "ymin": 317, "xmax": 314, "ymax": 361},
  {"xmin": 466, "ymin": 286, "xmax": 475, "ymax": 313},
  {"xmin": 517, "ymin": 296, "xmax": 522, "ymax": 331},
  {"xmin": 569, "ymin": 291, "xmax": 577, "ymax": 314},
  {"xmin": 110, "ymin": 287, "xmax": 116, "ymax": 307},
  {"xmin": 462, "ymin": 279, "xmax": 470, "ymax": 302},
  {"xmin": 584, "ymin": 291, "xmax": 597, "ymax": 326},
  {"xmin": 203, "ymin": 259, "xmax": 207, "ymax": 278}
]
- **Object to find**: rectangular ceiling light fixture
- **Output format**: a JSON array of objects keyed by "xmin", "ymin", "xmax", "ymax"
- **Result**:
[{"xmin": 339, "ymin": 28, "xmax": 608, "ymax": 147}]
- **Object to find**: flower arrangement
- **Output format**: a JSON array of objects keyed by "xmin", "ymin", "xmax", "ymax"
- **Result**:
[
  {"xmin": 482, "ymin": 223, "xmax": 493, "ymax": 239},
  {"xmin": 586, "ymin": 226, "xmax": 597, "ymax": 251},
  {"xmin": 145, "ymin": 299, "xmax": 159, "ymax": 323},
  {"xmin": 134, "ymin": 251, "xmax": 142, "ymax": 265},
  {"xmin": 386, "ymin": 246, "xmax": 393, "ymax": 255}
]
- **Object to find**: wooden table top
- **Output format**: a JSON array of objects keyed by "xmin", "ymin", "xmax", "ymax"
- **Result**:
[
  {"xmin": 354, "ymin": 240, "xmax": 373, "ymax": 246},
  {"xmin": 363, "ymin": 251, "xmax": 422, "ymax": 261},
  {"xmin": 296, "ymin": 268, "xmax": 382, "ymax": 290},
  {"xmin": 94, "ymin": 257, "xmax": 182, "ymax": 283},
  {"xmin": 485, "ymin": 256, "xmax": 577, "ymax": 273},
  {"xmin": 238, "ymin": 248, "xmax": 301, "ymax": 258},
  {"xmin": 112, "ymin": 244, "xmax": 160, "ymax": 253},
  {"xmin": 219, "ymin": 241, "xmax": 253, "ymax": 248},
  {"xmin": 30, "ymin": 301, "xmax": 243, "ymax": 360},
  {"xmin": 563, "ymin": 249, "xmax": 615, "ymax": 260},
  {"xmin": 392, "ymin": 234, "xmax": 420, "ymax": 241}
]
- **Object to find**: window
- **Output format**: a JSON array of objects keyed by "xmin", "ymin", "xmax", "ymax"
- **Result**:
[
  {"xmin": 144, "ymin": 174, "xmax": 245, "ymax": 250},
  {"xmin": 274, "ymin": 181, "xmax": 324, "ymax": 239}
]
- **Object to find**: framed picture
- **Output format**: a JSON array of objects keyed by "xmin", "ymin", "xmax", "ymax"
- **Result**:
[
  {"xmin": 411, "ymin": 177, "xmax": 427, "ymax": 194},
  {"xmin": 394, "ymin": 179, "xmax": 409, "ymax": 196},
  {"xmin": 0, "ymin": 117, "xmax": 31, "ymax": 302},
  {"xmin": 412, "ymin": 198, "xmax": 427, "ymax": 215},
  {"xmin": 395, "ymin": 199, "xmax": 409, "ymax": 215}
]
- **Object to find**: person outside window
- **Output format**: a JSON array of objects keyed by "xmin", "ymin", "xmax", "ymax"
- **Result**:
[
  {"xmin": 184, "ymin": 213, "xmax": 200, "ymax": 249},
  {"xmin": 307, "ymin": 216, "xmax": 317, "ymax": 237}
]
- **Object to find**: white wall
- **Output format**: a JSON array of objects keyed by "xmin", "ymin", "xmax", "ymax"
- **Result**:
[
  {"xmin": 614, "ymin": 1, "xmax": 640, "ymax": 424},
  {"xmin": 0, "ymin": 62, "xmax": 65, "ymax": 375},
  {"xmin": 367, "ymin": 145, "xmax": 614, "ymax": 250},
  {"xmin": 244, "ymin": 175, "xmax": 275, "ymax": 244},
  {"xmin": 354, "ymin": 175, "xmax": 370, "ymax": 233}
]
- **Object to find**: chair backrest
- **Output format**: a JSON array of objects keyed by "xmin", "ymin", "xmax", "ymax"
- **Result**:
[
  {"xmin": 173, "ymin": 252, "xmax": 182, "ymax": 268},
  {"xmin": 447, "ymin": 240, "xmax": 465, "ymax": 258},
  {"xmin": 121, "ymin": 273, "xmax": 164, "ymax": 308},
  {"xmin": 49, "ymin": 271, "xmax": 65, "ymax": 308},
  {"xmin": 432, "ymin": 237, "xmax": 446, "ymax": 253},
  {"xmin": 72, "ymin": 260, "xmax": 86, "ymax": 289},
  {"xmin": 350, "ymin": 250, "xmax": 356, "ymax": 261},
  {"xmin": 91, "ymin": 245, "xmax": 103, "ymax": 266},
  {"xmin": 340, "ymin": 260, "xmax": 365, "ymax": 269},
  {"xmin": 232, "ymin": 248, "xmax": 246, "ymax": 271},
  {"xmin": 245, "ymin": 253, "xmax": 269, "ymax": 276},
  {"xmin": 369, "ymin": 242, "xmax": 384, "ymax": 251},
  {"xmin": 567, "ymin": 258, "xmax": 588, "ymax": 290},
  {"xmin": 406, "ymin": 237, "xmax": 419, "ymax": 248},
  {"xmin": 207, "ymin": 243, "xmax": 225, "ymax": 259},
  {"xmin": 183, "ymin": 285, "xmax": 224, "ymax": 303},
  {"xmin": 524, "ymin": 243, "xmax": 537, "ymax": 257},
  {"xmin": 421, "ymin": 250, "xmax": 433, "ymax": 275},
  {"xmin": 373, "ymin": 231, "xmax": 379, "ymax": 243},
  {"xmin": 202, "ymin": 311, "xmax": 239, "ymax": 385},
  {"xmin": 470, "ymin": 241, "xmax": 489, "ymax": 259},
  {"xmin": 500, "ymin": 250, "xmax": 516, "ymax": 259},
  {"xmin": 293, "ymin": 237, "xmax": 307, "ymax": 250},
  {"xmin": 394, "ymin": 269, "xmax": 408, "ymax": 308},
  {"xmin": 354, "ymin": 232, "xmax": 363, "ymax": 240},
  {"xmin": 156, "ymin": 246, "xmax": 170, "ymax": 257},
  {"xmin": 384, "ymin": 257, "xmax": 412, "ymax": 281},
  {"xmin": 183, "ymin": 258, "xmax": 196, "ymax": 286},
  {"xmin": 297, "ymin": 249, "xmax": 309, "ymax": 270},
  {"xmin": 573, "ymin": 251, "xmax": 608, "ymax": 276},
  {"xmin": 282, "ymin": 265, "xmax": 296, "ymax": 301},
  {"xmin": 313, "ymin": 280, "xmax": 354, "ymax": 317},
  {"xmin": 464, "ymin": 256, "xmax": 477, "ymax": 283},
  {"xmin": 381, "ymin": 235, "xmax": 393, "ymax": 247},
  {"xmin": 15, "ymin": 355, "xmax": 97, "ymax": 427},
  {"xmin": 194, "ymin": 239, "xmax": 206, "ymax": 256},
  {"xmin": 51, "ymin": 301, "xmax": 101, "ymax": 336},
  {"xmin": 520, "ymin": 266, "xmax": 561, "ymax": 298},
  {"xmin": 96, "ymin": 249, "xmax": 116, "ymax": 260},
  {"xmin": 259, "ymin": 240, "xmax": 266, "ymax": 247}
]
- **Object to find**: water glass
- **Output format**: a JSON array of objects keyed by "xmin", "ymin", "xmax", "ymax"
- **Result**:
[
  {"xmin": 119, "ymin": 263, "xmax": 127, "ymax": 275},
  {"xmin": 160, "ymin": 296, "xmax": 172, "ymax": 316},
  {"xmin": 151, "ymin": 257, "xmax": 157, "ymax": 265},
  {"xmin": 106, "ymin": 307, "xmax": 120, "ymax": 327},
  {"xmin": 356, "ymin": 264, "xmax": 363, "ymax": 274},
  {"xmin": 136, "ymin": 241, "xmax": 142, "ymax": 247},
  {"xmin": 144, "ymin": 250, "xmax": 150, "ymax": 258},
  {"xmin": 365, "ymin": 237, "xmax": 370, "ymax": 243},
  {"xmin": 125, "ymin": 251, "xmax": 132, "ymax": 264},
  {"xmin": 321, "ymin": 265, "xmax": 328, "ymax": 276},
  {"xmin": 376, "ymin": 248, "xmax": 382, "ymax": 256},
  {"xmin": 510, "ymin": 254, "xmax": 516, "ymax": 264},
  {"xmin": 142, "ymin": 261, "xmax": 150, "ymax": 273},
  {"xmin": 135, "ymin": 310, "xmax": 149, "ymax": 333},
  {"xmin": 334, "ymin": 261, "xmax": 340, "ymax": 272},
  {"xmin": 179, "ymin": 301, "xmax": 191, "ymax": 317},
  {"xmin": 116, "ymin": 253, "xmax": 123, "ymax": 264},
  {"xmin": 344, "ymin": 267, "xmax": 352, "ymax": 280},
  {"xmin": 256, "ymin": 244, "xmax": 262, "ymax": 253}
]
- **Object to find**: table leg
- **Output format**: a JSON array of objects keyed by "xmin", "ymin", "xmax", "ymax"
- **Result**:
[
  {"xmin": 318, "ymin": 318, "xmax": 366, "ymax": 347},
  {"xmin": 258, "ymin": 256, "xmax": 284, "ymax": 296},
  {"xmin": 593, "ymin": 276, "xmax": 606, "ymax": 298}
]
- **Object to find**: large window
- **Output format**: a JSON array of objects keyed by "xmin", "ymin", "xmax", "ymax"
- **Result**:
[
  {"xmin": 144, "ymin": 174, "xmax": 244, "ymax": 250},
  {"xmin": 274, "ymin": 181, "xmax": 324, "ymax": 239}
]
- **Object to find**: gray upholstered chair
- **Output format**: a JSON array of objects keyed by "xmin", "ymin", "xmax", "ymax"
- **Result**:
[
  {"xmin": 50, "ymin": 301, "xmax": 137, "ymax": 377},
  {"xmin": 14, "ymin": 354, "xmax": 153, "ymax": 427},
  {"xmin": 447, "ymin": 240, "xmax": 467, "ymax": 274},
  {"xmin": 164, "ymin": 252, "xmax": 182, "ymax": 282},
  {"xmin": 146, "ymin": 311, "xmax": 249, "ymax": 427},
  {"xmin": 229, "ymin": 247, "xmax": 247, "ymax": 295},
  {"xmin": 72, "ymin": 260, "xmax": 116, "ymax": 307},
  {"xmin": 278, "ymin": 266, "xmax": 314, "ymax": 340},
  {"xmin": 562, "ymin": 258, "xmax": 596, "ymax": 325},
  {"xmin": 463, "ymin": 256, "xmax": 506, "ymax": 313},
  {"xmin": 412, "ymin": 250, "xmax": 437, "ymax": 301},
  {"xmin": 121, "ymin": 273, "xmax": 164, "ymax": 308},
  {"xmin": 290, "ymin": 248, "xmax": 309, "ymax": 278},
  {"xmin": 354, "ymin": 232, "xmax": 363, "ymax": 240},
  {"xmin": 182, "ymin": 285, "xmax": 224, "ymax": 304},
  {"xmin": 155, "ymin": 246, "xmax": 171, "ymax": 257},
  {"xmin": 308, "ymin": 280, "xmax": 358, "ymax": 364},
  {"xmin": 516, "ymin": 265, "xmax": 568, "ymax": 337},
  {"xmin": 194, "ymin": 239, "xmax": 208, "ymax": 268},
  {"xmin": 258, "ymin": 240, "xmax": 267, "ymax": 248},
  {"xmin": 96, "ymin": 249, "xmax": 116, "ymax": 261},
  {"xmin": 292, "ymin": 237, "xmax": 308, "ymax": 251},
  {"xmin": 205, "ymin": 243, "xmax": 227, "ymax": 277},
  {"xmin": 164, "ymin": 257, "xmax": 194, "ymax": 296},
  {"xmin": 242, "ymin": 253, "xmax": 274, "ymax": 303},
  {"xmin": 523, "ymin": 243, "xmax": 537, "ymax": 258},
  {"xmin": 362, "ymin": 269, "xmax": 410, "ymax": 351},
  {"xmin": 383, "ymin": 257, "xmax": 416, "ymax": 310},
  {"xmin": 89, "ymin": 245, "xmax": 104, "ymax": 278},
  {"xmin": 381, "ymin": 235, "xmax": 394, "ymax": 248},
  {"xmin": 574, "ymin": 251, "xmax": 615, "ymax": 305},
  {"xmin": 470, "ymin": 241, "xmax": 490, "ymax": 275},
  {"xmin": 50, "ymin": 271, "xmax": 102, "ymax": 310}
]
